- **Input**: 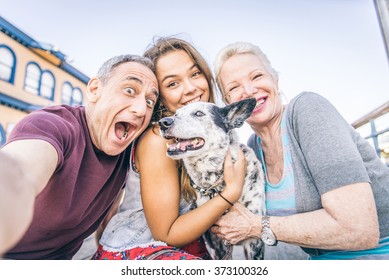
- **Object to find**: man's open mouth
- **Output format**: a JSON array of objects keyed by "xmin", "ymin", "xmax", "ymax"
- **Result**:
[
  {"xmin": 115, "ymin": 122, "xmax": 134, "ymax": 141},
  {"xmin": 166, "ymin": 137, "xmax": 205, "ymax": 156}
]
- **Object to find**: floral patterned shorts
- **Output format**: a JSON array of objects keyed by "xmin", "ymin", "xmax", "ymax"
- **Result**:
[{"xmin": 92, "ymin": 238, "xmax": 211, "ymax": 260}]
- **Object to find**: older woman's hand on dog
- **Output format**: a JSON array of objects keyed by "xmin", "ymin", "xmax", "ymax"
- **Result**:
[
  {"xmin": 211, "ymin": 202, "xmax": 262, "ymax": 245},
  {"xmin": 221, "ymin": 148, "xmax": 247, "ymax": 205}
]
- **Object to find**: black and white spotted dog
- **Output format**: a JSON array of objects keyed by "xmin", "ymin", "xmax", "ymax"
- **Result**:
[{"xmin": 159, "ymin": 98, "xmax": 265, "ymax": 260}]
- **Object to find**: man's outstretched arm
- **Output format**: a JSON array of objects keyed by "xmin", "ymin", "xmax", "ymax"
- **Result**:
[{"xmin": 0, "ymin": 139, "xmax": 58, "ymax": 256}]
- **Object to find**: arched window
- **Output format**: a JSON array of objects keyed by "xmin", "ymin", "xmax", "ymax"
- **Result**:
[
  {"xmin": 0, "ymin": 45, "xmax": 16, "ymax": 83},
  {"xmin": 24, "ymin": 63, "xmax": 56, "ymax": 101},
  {"xmin": 61, "ymin": 82, "xmax": 73, "ymax": 105},
  {"xmin": 72, "ymin": 88, "xmax": 83, "ymax": 106},
  {"xmin": 61, "ymin": 82, "xmax": 83, "ymax": 106},
  {"xmin": 41, "ymin": 71, "xmax": 55, "ymax": 100},
  {"xmin": 24, "ymin": 62, "xmax": 41, "ymax": 95}
]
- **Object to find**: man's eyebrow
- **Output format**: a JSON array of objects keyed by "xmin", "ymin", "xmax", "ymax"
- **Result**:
[
  {"xmin": 125, "ymin": 76, "xmax": 143, "ymax": 84},
  {"xmin": 125, "ymin": 76, "xmax": 159, "ymax": 98}
]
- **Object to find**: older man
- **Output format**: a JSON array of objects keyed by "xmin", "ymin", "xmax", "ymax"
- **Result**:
[{"xmin": 0, "ymin": 54, "xmax": 158, "ymax": 259}]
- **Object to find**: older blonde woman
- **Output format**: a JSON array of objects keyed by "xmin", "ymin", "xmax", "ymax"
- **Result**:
[{"xmin": 211, "ymin": 41, "xmax": 389, "ymax": 260}]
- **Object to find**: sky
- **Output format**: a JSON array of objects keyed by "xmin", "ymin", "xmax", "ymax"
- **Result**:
[{"xmin": 1, "ymin": 0, "xmax": 389, "ymax": 142}]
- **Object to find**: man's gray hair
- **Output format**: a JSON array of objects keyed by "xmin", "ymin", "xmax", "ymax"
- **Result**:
[{"xmin": 97, "ymin": 54, "xmax": 155, "ymax": 83}]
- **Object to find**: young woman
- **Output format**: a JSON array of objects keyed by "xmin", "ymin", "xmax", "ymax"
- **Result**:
[{"xmin": 92, "ymin": 37, "xmax": 246, "ymax": 260}]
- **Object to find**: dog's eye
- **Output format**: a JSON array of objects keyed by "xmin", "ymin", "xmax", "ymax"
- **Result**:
[{"xmin": 194, "ymin": 111, "xmax": 205, "ymax": 117}]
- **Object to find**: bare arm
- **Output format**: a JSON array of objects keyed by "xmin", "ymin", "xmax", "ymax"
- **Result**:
[
  {"xmin": 213, "ymin": 182, "xmax": 379, "ymax": 250},
  {"xmin": 272, "ymin": 182, "xmax": 379, "ymax": 250},
  {"xmin": 138, "ymin": 128, "xmax": 246, "ymax": 247},
  {"xmin": 0, "ymin": 140, "xmax": 58, "ymax": 255}
]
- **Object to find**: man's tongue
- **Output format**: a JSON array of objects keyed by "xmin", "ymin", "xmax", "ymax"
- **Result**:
[{"xmin": 115, "ymin": 122, "xmax": 128, "ymax": 140}]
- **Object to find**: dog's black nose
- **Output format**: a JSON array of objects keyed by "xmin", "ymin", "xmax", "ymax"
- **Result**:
[{"xmin": 159, "ymin": 117, "xmax": 174, "ymax": 131}]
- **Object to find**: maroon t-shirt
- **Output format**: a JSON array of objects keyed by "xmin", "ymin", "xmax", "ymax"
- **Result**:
[{"xmin": 4, "ymin": 105, "xmax": 130, "ymax": 259}]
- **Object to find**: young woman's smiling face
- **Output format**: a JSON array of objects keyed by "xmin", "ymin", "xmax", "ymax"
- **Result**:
[{"xmin": 156, "ymin": 50, "xmax": 210, "ymax": 113}]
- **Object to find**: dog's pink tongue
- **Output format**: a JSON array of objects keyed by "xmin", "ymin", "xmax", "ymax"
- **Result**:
[{"xmin": 169, "ymin": 140, "xmax": 191, "ymax": 151}]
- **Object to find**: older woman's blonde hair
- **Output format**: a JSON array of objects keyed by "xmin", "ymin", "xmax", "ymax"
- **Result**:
[{"xmin": 213, "ymin": 42, "xmax": 278, "ymax": 104}]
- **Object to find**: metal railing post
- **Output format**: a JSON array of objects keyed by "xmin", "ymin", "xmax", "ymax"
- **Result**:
[{"xmin": 369, "ymin": 120, "xmax": 381, "ymax": 157}]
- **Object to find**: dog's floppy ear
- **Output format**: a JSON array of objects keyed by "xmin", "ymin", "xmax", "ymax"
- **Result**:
[{"xmin": 218, "ymin": 98, "xmax": 256, "ymax": 129}]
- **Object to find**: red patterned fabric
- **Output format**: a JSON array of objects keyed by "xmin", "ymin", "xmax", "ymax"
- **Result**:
[{"xmin": 92, "ymin": 238, "xmax": 211, "ymax": 260}]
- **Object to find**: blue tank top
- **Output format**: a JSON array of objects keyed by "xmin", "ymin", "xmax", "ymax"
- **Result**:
[{"xmin": 257, "ymin": 112, "xmax": 297, "ymax": 216}]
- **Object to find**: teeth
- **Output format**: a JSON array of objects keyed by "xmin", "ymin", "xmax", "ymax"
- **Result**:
[
  {"xmin": 121, "ymin": 130, "xmax": 128, "ymax": 140},
  {"xmin": 176, "ymin": 142, "xmax": 181, "ymax": 149},
  {"xmin": 184, "ymin": 96, "xmax": 201, "ymax": 105},
  {"xmin": 255, "ymin": 99, "xmax": 265, "ymax": 108},
  {"xmin": 166, "ymin": 143, "xmax": 169, "ymax": 149},
  {"xmin": 192, "ymin": 138, "xmax": 199, "ymax": 145}
]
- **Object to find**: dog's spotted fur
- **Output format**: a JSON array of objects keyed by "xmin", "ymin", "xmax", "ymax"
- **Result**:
[{"xmin": 159, "ymin": 98, "xmax": 265, "ymax": 260}]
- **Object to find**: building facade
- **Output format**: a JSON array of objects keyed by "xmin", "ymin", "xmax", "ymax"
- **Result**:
[{"xmin": 0, "ymin": 16, "xmax": 89, "ymax": 145}]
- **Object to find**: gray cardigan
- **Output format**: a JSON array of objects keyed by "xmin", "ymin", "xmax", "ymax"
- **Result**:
[{"xmin": 248, "ymin": 92, "xmax": 389, "ymax": 256}]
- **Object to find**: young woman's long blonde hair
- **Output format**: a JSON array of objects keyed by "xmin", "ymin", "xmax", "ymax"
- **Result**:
[{"xmin": 144, "ymin": 36, "xmax": 217, "ymax": 203}]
